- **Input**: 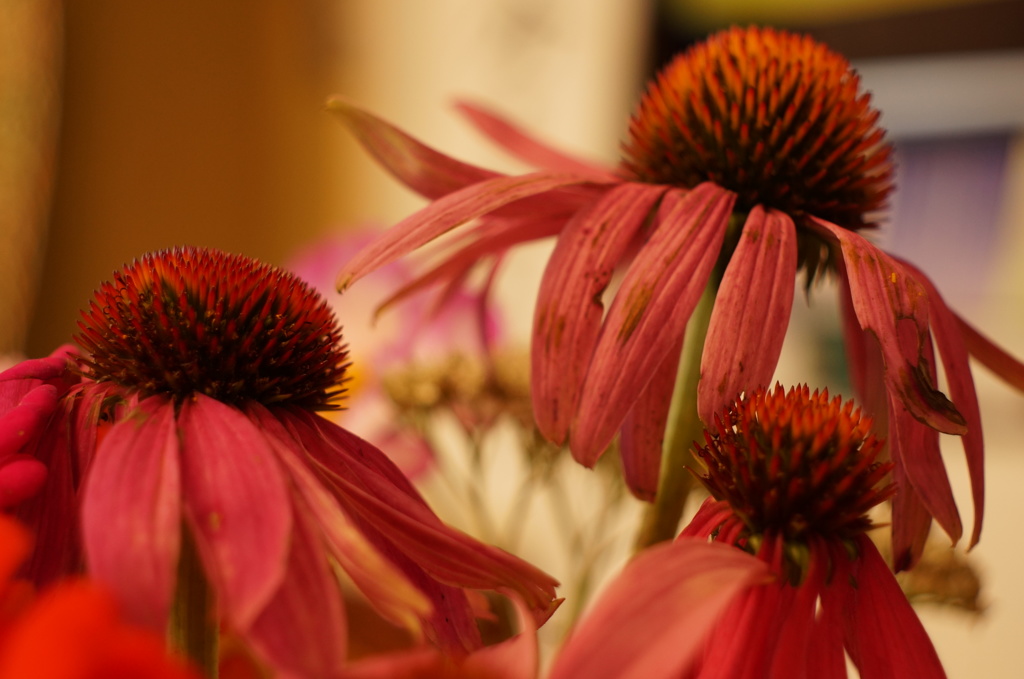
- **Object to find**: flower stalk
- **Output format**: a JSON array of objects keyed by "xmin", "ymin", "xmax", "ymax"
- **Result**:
[
  {"xmin": 169, "ymin": 526, "xmax": 218, "ymax": 679},
  {"xmin": 634, "ymin": 281, "xmax": 717, "ymax": 550}
]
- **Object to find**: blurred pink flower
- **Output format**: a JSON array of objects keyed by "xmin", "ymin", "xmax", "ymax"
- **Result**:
[
  {"xmin": 2, "ymin": 247, "xmax": 559, "ymax": 678},
  {"xmin": 549, "ymin": 385, "xmax": 945, "ymax": 679},
  {"xmin": 0, "ymin": 345, "xmax": 101, "ymax": 584},
  {"xmin": 329, "ymin": 27, "xmax": 1024, "ymax": 566},
  {"xmin": 289, "ymin": 229, "xmax": 501, "ymax": 477}
]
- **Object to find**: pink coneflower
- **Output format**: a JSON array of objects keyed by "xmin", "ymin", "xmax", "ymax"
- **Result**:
[
  {"xmin": 549, "ymin": 385, "xmax": 946, "ymax": 679},
  {"xmin": 1, "ymin": 247, "xmax": 559, "ymax": 678},
  {"xmin": 287, "ymin": 228, "xmax": 502, "ymax": 477},
  {"xmin": 330, "ymin": 26, "xmax": 1023, "ymax": 563}
]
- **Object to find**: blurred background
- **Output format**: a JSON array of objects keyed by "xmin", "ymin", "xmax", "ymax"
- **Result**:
[{"xmin": 2, "ymin": 0, "xmax": 1023, "ymax": 676}]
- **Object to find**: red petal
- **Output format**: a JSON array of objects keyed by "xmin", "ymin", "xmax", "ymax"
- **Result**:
[
  {"xmin": 890, "ymin": 448, "xmax": 934, "ymax": 572},
  {"xmin": 956, "ymin": 313, "xmax": 1024, "ymax": 391},
  {"xmin": 811, "ymin": 218, "xmax": 966, "ymax": 435},
  {"xmin": 898, "ymin": 261, "xmax": 985, "ymax": 546},
  {"xmin": 619, "ymin": 334, "xmax": 682, "ymax": 501},
  {"xmin": 245, "ymin": 491, "xmax": 347, "ymax": 679},
  {"xmin": 532, "ymin": 182, "xmax": 665, "ymax": 443},
  {"xmin": 327, "ymin": 98, "xmax": 500, "ymax": 199},
  {"xmin": 81, "ymin": 397, "xmax": 182, "ymax": 630},
  {"xmin": 245, "ymin": 404, "xmax": 432, "ymax": 639},
  {"xmin": 337, "ymin": 172, "xmax": 608, "ymax": 292},
  {"xmin": 0, "ymin": 385, "xmax": 57, "ymax": 461},
  {"xmin": 571, "ymin": 183, "xmax": 735, "ymax": 466},
  {"xmin": 455, "ymin": 100, "xmax": 618, "ymax": 179},
  {"xmin": 177, "ymin": 395, "xmax": 292, "ymax": 630},
  {"xmin": 698, "ymin": 207, "xmax": 797, "ymax": 423},
  {"xmin": 285, "ymin": 410, "xmax": 559, "ymax": 646},
  {"xmin": 548, "ymin": 539, "xmax": 768, "ymax": 679},
  {"xmin": 837, "ymin": 537, "xmax": 947, "ymax": 678},
  {"xmin": 889, "ymin": 388, "xmax": 963, "ymax": 546}
]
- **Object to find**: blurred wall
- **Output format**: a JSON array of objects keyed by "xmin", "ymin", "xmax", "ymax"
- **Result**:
[{"xmin": 26, "ymin": 1, "xmax": 354, "ymax": 355}]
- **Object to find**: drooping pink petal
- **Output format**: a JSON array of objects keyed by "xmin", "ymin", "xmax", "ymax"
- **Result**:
[
  {"xmin": 245, "ymin": 490, "xmax": 347, "ymax": 679},
  {"xmin": 694, "ymin": 535, "xmax": 799, "ymax": 679},
  {"xmin": 0, "ymin": 345, "xmax": 76, "ymax": 384},
  {"xmin": 11, "ymin": 408, "xmax": 81, "ymax": 586},
  {"xmin": 327, "ymin": 98, "xmax": 501, "ymax": 199},
  {"xmin": 698, "ymin": 207, "xmax": 797, "ymax": 423},
  {"xmin": 889, "ymin": 443, "xmax": 934, "ymax": 572},
  {"xmin": 810, "ymin": 218, "xmax": 966, "ymax": 435},
  {"xmin": 955, "ymin": 313, "xmax": 1024, "ymax": 392},
  {"xmin": 0, "ymin": 384, "xmax": 57, "ymax": 461},
  {"xmin": 245, "ymin": 404, "xmax": 433, "ymax": 639},
  {"xmin": 548, "ymin": 539, "xmax": 769, "ymax": 679},
  {"xmin": 337, "ymin": 172, "xmax": 611, "ymax": 292},
  {"xmin": 835, "ymin": 536, "xmax": 947, "ymax": 678},
  {"xmin": 898, "ymin": 260, "xmax": 985, "ymax": 547},
  {"xmin": 281, "ymin": 410, "xmax": 559, "ymax": 650},
  {"xmin": 888, "ymin": 385, "xmax": 963, "ymax": 546},
  {"xmin": 619, "ymin": 334, "xmax": 683, "ymax": 501},
  {"xmin": 532, "ymin": 182, "xmax": 665, "ymax": 444},
  {"xmin": 374, "ymin": 211, "xmax": 567, "ymax": 320},
  {"xmin": 571, "ymin": 183, "xmax": 735, "ymax": 466},
  {"xmin": 765, "ymin": 539, "xmax": 829, "ymax": 679},
  {"xmin": 81, "ymin": 396, "xmax": 181, "ymax": 630},
  {"xmin": 455, "ymin": 101, "xmax": 619, "ymax": 180},
  {"xmin": 177, "ymin": 394, "xmax": 292, "ymax": 630}
]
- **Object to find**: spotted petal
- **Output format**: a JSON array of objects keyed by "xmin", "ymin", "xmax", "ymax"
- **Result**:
[
  {"xmin": 81, "ymin": 396, "xmax": 181, "ymax": 630},
  {"xmin": 532, "ymin": 182, "xmax": 665, "ymax": 444},
  {"xmin": 177, "ymin": 395, "xmax": 292, "ymax": 630},
  {"xmin": 832, "ymin": 536, "xmax": 946, "ymax": 678},
  {"xmin": 571, "ymin": 183, "xmax": 735, "ymax": 466},
  {"xmin": 898, "ymin": 259, "xmax": 985, "ymax": 547},
  {"xmin": 698, "ymin": 206, "xmax": 797, "ymax": 423},
  {"xmin": 810, "ymin": 217, "xmax": 966, "ymax": 435}
]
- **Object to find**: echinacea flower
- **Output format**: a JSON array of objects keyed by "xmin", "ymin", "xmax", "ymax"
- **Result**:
[
  {"xmin": 549, "ymin": 385, "xmax": 946, "ymax": 679},
  {"xmin": 329, "ymin": 26, "xmax": 1024, "ymax": 563},
  {"xmin": 0, "ymin": 514, "xmax": 200, "ymax": 679},
  {"xmin": 3, "ymin": 247, "xmax": 559, "ymax": 678}
]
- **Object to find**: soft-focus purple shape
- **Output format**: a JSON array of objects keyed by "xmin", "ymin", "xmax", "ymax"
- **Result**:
[
  {"xmin": 571, "ymin": 184, "xmax": 735, "ymax": 466},
  {"xmin": 547, "ymin": 540, "xmax": 769, "ymax": 679},
  {"xmin": 81, "ymin": 396, "xmax": 182, "ymax": 630},
  {"xmin": 698, "ymin": 207, "xmax": 797, "ymax": 423}
]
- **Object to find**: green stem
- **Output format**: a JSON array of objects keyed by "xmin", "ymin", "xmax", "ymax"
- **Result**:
[
  {"xmin": 169, "ymin": 526, "xmax": 218, "ymax": 678},
  {"xmin": 633, "ymin": 282, "xmax": 717, "ymax": 551}
]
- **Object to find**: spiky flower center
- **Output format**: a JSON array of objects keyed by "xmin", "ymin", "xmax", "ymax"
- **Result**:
[
  {"xmin": 75, "ymin": 247, "xmax": 349, "ymax": 409},
  {"xmin": 621, "ymin": 26, "xmax": 893, "ymax": 232},
  {"xmin": 694, "ymin": 384, "xmax": 893, "ymax": 549}
]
